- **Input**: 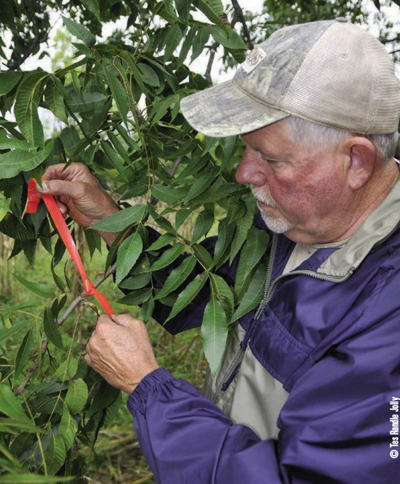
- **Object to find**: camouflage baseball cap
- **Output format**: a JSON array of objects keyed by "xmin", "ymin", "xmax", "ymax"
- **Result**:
[{"xmin": 180, "ymin": 19, "xmax": 400, "ymax": 137}]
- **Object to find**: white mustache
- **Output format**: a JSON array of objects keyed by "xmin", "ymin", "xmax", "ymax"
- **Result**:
[{"xmin": 251, "ymin": 187, "xmax": 277, "ymax": 209}]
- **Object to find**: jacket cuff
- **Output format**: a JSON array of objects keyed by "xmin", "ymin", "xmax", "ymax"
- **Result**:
[{"xmin": 127, "ymin": 367, "xmax": 174, "ymax": 415}]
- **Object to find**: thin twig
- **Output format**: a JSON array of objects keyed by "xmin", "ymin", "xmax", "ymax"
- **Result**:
[
  {"xmin": 14, "ymin": 262, "xmax": 117, "ymax": 395},
  {"xmin": 231, "ymin": 0, "xmax": 254, "ymax": 49},
  {"xmin": 205, "ymin": 1, "xmax": 250, "ymax": 83},
  {"xmin": 7, "ymin": 0, "xmax": 41, "ymax": 70},
  {"xmin": 169, "ymin": 156, "xmax": 182, "ymax": 177},
  {"xmin": 205, "ymin": 42, "xmax": 219, "ymax": 82}
]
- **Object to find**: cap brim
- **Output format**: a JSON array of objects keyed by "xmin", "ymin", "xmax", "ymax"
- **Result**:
[{"xmin": 180, "ymin": 80, "xmax": 289, "ymax": 138}]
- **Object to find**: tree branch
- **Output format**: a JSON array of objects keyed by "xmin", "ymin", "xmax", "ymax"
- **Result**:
[
  {"xmin": 14, "ymin": 261, "xmax": 117, "ymax": 395},
  {"xmin": 7, "ymin": 0, "xmax": 41, "ymax": 71},
  {"xmin": 205, "ymin": 42, "xmax": 219, "ymax": 83},
  {"xmin": 231, "ymin": 0, "xmax": 254, "ymax": 50},
  {"xmin": 205, "ymin": 2, "xmax": 251, "ymax": 83}
]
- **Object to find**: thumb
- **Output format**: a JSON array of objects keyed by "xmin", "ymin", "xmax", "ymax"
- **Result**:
[
  {"xmin": 37, "ymin": 179, "xmax": 84, "ymax": 199},
  {"xmin": 111, "ymin": 313, "xmax": 135, "ymax": 328}
]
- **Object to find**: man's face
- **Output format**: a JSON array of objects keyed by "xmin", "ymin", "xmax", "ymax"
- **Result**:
[{"xmin": 236, "ymin": 121, "xmax": 352, "ymax": 244}]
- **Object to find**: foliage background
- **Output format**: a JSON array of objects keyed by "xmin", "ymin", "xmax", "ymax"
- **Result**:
[{"xmin": 0, "ymin": 0, "xmax": 399, "ymax": 481}]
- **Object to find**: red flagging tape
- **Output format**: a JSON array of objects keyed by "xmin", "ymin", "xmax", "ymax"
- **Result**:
[{"xmin": 27, "ymin": 179, "xmax": 114, "ymax": 315}]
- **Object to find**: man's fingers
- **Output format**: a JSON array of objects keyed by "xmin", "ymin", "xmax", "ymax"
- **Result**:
[
  {"xmin": 55, "ymin": 200, "xmax": 68, "ymax": 215},
  {"xmin": 111, "ymin": 313, "xmax": 136, "ymax": 327},
  {"xmin": 41, "ymin": 162, "xmax": 90, "ymax": 182},
  {"xmin": 37, "ymin": 179, "xmax": 85, "ymax": 200}
]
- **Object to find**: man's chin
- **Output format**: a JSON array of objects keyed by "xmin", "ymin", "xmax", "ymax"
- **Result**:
[{"xmin": 259, "ymin": 211, "xmax": 290, "ymax": 234}]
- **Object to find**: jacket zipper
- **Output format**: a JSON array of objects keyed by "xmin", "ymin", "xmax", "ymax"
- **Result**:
[
  {"xmin": 255, "ymin": 233, "xmax": 355, "ymax": 319},
  {"xmin": 212, "ymin": 234, "xmax": 355, "ymax": 404}
]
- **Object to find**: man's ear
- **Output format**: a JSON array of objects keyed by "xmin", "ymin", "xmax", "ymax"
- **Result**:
[{"xmin": 343, "ymin": 137, "xmax": 377, "ymax": 190}]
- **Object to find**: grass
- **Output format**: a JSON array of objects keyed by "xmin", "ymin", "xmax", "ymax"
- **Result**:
[{"xmin": 0, "ymin": 232, "xmax": 207, "ymax": 483}]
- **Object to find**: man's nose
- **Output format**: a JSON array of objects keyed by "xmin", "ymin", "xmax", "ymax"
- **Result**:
[{"xmin": 236, "ymin": 150, "xmax": 268, "ymax": 186}]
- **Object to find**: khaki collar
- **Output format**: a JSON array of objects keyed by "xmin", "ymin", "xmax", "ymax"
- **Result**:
[{"xmin": 318, "ymin": 177, "xmax": 400, "ymax": 278}]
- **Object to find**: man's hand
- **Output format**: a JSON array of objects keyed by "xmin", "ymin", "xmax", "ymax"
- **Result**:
[
  {"xmin": 85, "ymin": 314, "xmax": 159, "ymax": 394},
  {"xmin": 36, "ymin": 162, "xmax": 120, "ymax": 245}
]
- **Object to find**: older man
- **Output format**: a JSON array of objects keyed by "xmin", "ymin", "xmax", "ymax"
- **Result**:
[{"xmin": 38, "ymin": 19, "xmax": 400, "ymax": 483}]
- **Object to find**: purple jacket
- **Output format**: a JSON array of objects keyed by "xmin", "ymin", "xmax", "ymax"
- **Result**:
[{"xmin": 127, "ymin": 180, "xmax": 400, "ymax": 483}]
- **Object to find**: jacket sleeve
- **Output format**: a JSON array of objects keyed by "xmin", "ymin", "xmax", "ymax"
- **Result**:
[{"xmin": 127, "ymin": 280, "xmax": 400, "ymax": 484}]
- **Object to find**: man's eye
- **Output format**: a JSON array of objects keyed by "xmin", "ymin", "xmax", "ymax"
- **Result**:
[{"xmin": 262, "ymin": 156, "xmax": 279, "ymax": 164}]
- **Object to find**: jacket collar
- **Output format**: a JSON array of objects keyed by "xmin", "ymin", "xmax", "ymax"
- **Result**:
[{"xmin": 318, "ymin": 177, "xmax": 400, "ymax": 278}]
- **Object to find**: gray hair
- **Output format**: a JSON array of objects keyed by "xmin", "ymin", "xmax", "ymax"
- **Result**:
[{"xmin": 283, "ymin": 116, "xmax": 398, "ymax": 163}]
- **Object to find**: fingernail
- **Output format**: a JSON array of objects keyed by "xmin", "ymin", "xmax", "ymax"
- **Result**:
[{"xmin": 38, "ymin": 181, "xmax": 49, "ymax": 192}]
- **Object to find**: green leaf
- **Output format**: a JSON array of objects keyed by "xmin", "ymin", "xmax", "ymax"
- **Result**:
[
  {"xmin": 0, "ymin": 194, "xmax": 11, "ymax": 222},
  {"xmin": 119, "ymin": 51, "xmax": 149, "ymax": 96},
  {"xmin": 80, "ymin": 0, "xmax": 100, "ymax": 19},
  {"xmin": 150, "ymin": 95, "xmax": 175, "ymax": 126},
  {"xmin": 191, "ymin": 210, "xmax": 214, "ymax": 243},
  {"xmin": 119, "ymin": 272, "xmax": 151, "ymax": 290},
  {"xmin": 175, "ymin": 209, "xmax": 191, "ymax": 229},
  {"xmin": 147, "ymin": 202, "xmax": 176, "ymax": 234},
  {"xmin": 46, "ymin": 434, "xmax": 67, "ymax": 476},
  {"xmin": 87, "ymin": 381, "xmax": 120, "ymax": 416},
  {"xmin": 44, "ymin": 79, "xmax": 68, "ymax": 124},
  {"xmin": 137, "ymin": 63, "xmax": 160, "ymax": 87},
  {"xmin": 65, "ymin": 378, "xmax": 88, "ymax": 414},
  {"xmin": 164, "ymin": 24, "xmax": 184, "ymax": 60},
  {"xmin": 43, "ymin": 307, "xmax": 63, "ymax": 349},
  {"xmin": 101, "ymin": 140, "xmax": 128, "ymax": 181},
  {"xmin": 151, "ymin": 184, "xmax": 185, "ymax": 205},
  {"xmin": 155, "ymin": 256, "xmax": 197, "ymax": 300},
  {"xmin": 90, "ymin": 205, "xmax": 146, "ymax": 232},
  {"xmin": 53, "ymin": 358, "xmax": 78, "ymax": 381},
  {"xmin": 214, "ymin": 218, "xmax": 235, "ymax": 267},
  {"xmin": 147, "ymin": 233, "xmax": 175, "ymax": 251},
  {"xmin": 62, "ymin": 15, "xmax": 96, "ymax": 46},
  {"xmin": 184, "ymin": 169, "xmax": 216, "ymax": 202},
  {"xmin": 165, "ymin": 272, "xmax": 208, "ymax": 322},
  {"xmin": 14, "ymin": 71, "xmax": 47, "ymax": 146},
  {"xmin": 192, "ymin": 244, "xmax": 213, "ymax": 267},
  {"xmin": 175, "ymin": 0, "xmax": 191, "ymax": 22},
  {"xmin": 178, "ymin": 24, "xmax": 198, "ymax": 65},
  {"xmin": 0, "ymin": 384, "xmax": 31, "ymax": 424},
  {"xmin": 196, "ymin": 0, "xmax": 225, "ymax": 27},
  {"xmin": 0, "ymin": 130, "xmax": 29, "ymax": 150},
  {"xmin": 150, "ymin": 243, "xmax": 184, "ymax": 271},
  {"xmin": 211, "ymin": 273, "xmax": 234, "ymax": 320},
  {"xmin": 104, "ymin": 65, "xmax": 128, "ymax": 127},
  {"xmin": 115, "ymin": 232, "xmax": 143, "ymax": 285},
  {"xmin": 13, "ymin": 273, "xmax": 55, "ymax": 298},
  {"xmin": 0, "ymin": 139, "xmax": 53, "ymax": 179},
  {"xmin": 103, "ymin": 391, "xmax": 122, "ymax": 426},
  {"xmin": 0, "ymin": 474, "xmax": 72, "ymax": 483},
  {"xmin": 59, "ymin": 404, "xmax": 78, "ymax": 450},
  {"xmin": 202, "ymin": 295, "xmax": 228, "ymax": 376},
  {"xmin": 0, "ymin": 418, "xmax": 42, "ymax": 434},
  {"xmin": 235, "ymin": 228, "xmax": 269, "ymax": 296},
  {"xmin": 0, "ymin": 214, "xmax": 36, "ymax": 240},
  {"xmin": 118, "ymin": 287, "xmax": 153, "ymax": 306},
  {"xmin": 14, "ymin": 330, "xmax": 34, "ymax": 380},
  {"xmin": 230, "ymin": 258, "xmax": 268, "ymax": 323},
  {"xmin": 191, "ymin": 25, "xmax": 212, "ymax": 62},
  {"xmin": 68, "ymin": 91, "xmax": 108, "ymax": 113},
  {"xmin": 229, "ymin": 203, "xmax": 254, "ymax": 264},
  {"xmin": 176, "ymin": 153, "xmax": 208, "ymax": 180},
  {"xmin": 0, "ymin": 71, "xmax": 22, "ymax": 95},
  {"xmin": 211, "ymin": 26, "xmax": 248, "ymax": 50},
  {"xmin": 0, "ymin": 320, "xmax": 29, "ymax": 344}
]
